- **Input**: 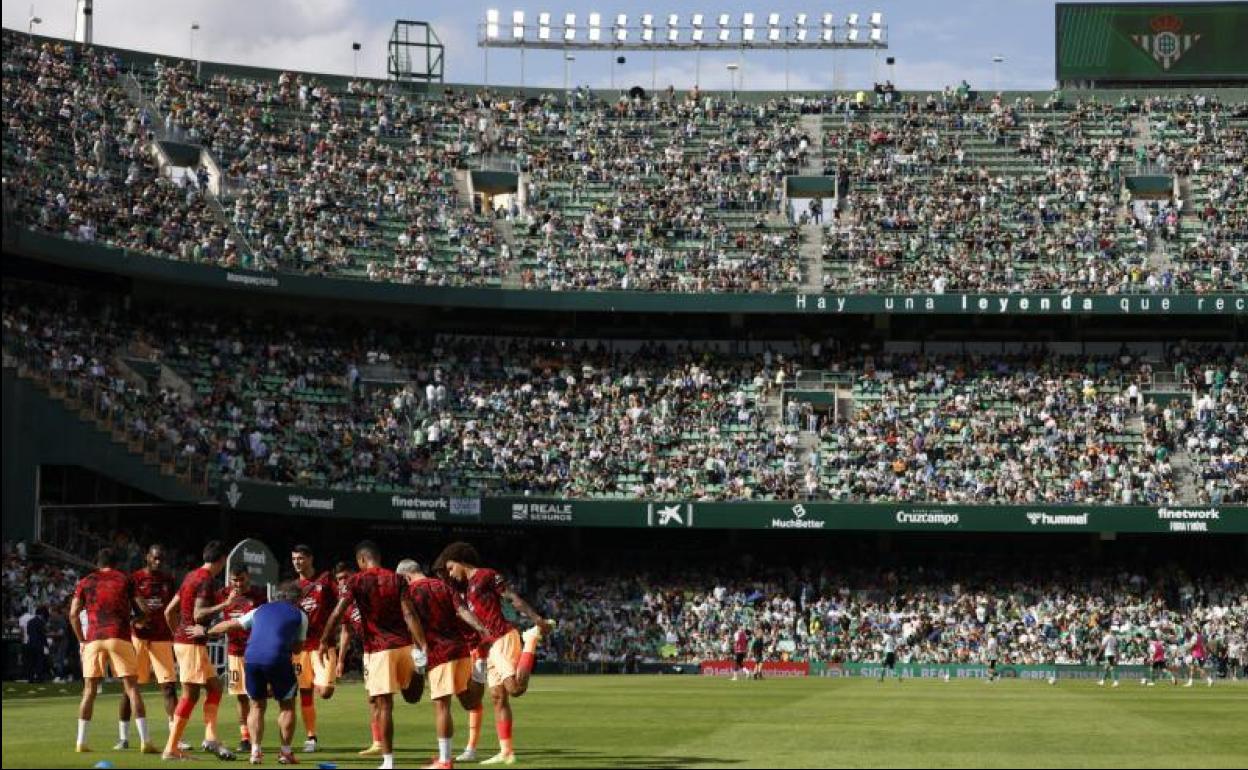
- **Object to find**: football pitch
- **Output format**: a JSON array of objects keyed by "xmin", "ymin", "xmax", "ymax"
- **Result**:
[{"xmin": 3, "ymin": 676, "xmax": 1245, "ymax": 768}]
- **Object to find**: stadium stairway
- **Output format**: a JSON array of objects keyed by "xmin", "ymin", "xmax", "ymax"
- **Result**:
[{"xmin": 3, "ymin": 365, "xmax": 211, "ymax": 504}]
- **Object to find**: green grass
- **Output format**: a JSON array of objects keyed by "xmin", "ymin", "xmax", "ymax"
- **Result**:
[{"xmin": 3, "ymin": 676, "xmax": 1246, "ymax": 768}]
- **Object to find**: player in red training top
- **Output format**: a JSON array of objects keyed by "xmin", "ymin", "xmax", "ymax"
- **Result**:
[
  {"xmin": 220, "ymin": 565, "xmax": 267, "ymax": 754},
  {"xmin": 161, "ymin": 540, "xmax": 235, "ymax": 760},
  {"xmin": 333, "ymin": 562, "xmax": 384, "ymax": 757},
  {"xmin": 69, "ymin": 547, "xmax": 155, "ymax": 754},
  {"xmin": 291, "ymin": 544, "xmax": 339, "ymax": 753},
  {"xmin": 435, "ymin": 542, "xmax": 553, "ymax": 767},
  {"xmin": 397, "ymin": 558, "xmax": 492, "ymax": 770},
  {"xmin": 119, "ymin": 543, "xmax": 178, "ymax": 750},
  {"xmin": 321, "ymin": 541, "xmax": 427, "ymax": 770}
]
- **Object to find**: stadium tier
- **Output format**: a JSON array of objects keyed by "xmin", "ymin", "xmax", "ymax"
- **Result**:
[
  {"xmin": 4, "ymin": 31, "xmax": 1246, "ymax": 299},
  {"xmin": 3, "ymin": 282, "xmax": 1245, "ymax": 508}
]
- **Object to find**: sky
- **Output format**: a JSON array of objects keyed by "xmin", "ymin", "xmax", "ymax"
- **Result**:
[{"xmin": 3, "ymin": 0, "xmax": 1146, "ymax": 91}]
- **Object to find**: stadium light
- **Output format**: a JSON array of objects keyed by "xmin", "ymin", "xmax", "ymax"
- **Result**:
[
  {"xmin": 588, "ymin": 12, "xmax": 601, "ymax": 42},
  {"xmin": 717, "ymin": 14, "xmax": 731, "ymax": 43},
  {"xmin": 846, "ymin": 13, "xmax": 860, "ymax": 26},
  {"xmin": 564, "ymin": 13, "xmax": 576, "ymax": 41},
  {"xmin": 742, "ymin": 12, "xmax": 755, "ymax": 43},
  {"xmin": 615, "ymin": 14, "xmax": 628, "ymax": 42},
  {"xmin": 667, "ymin": 14, "xmax": 680, "ymax": 42},
  {"xmin": 870, "ymin": 12, "xmax": 883, "ymax": 27},
  {"xmin": 538, "ymin": 12, "xmax": 551, "ymax": 41},
  {"xmin": 27, "ymin": 15, "xmax": 42, "ymax": 36},
  {"xmin": 795, "ymin": 13, "xmax": 808, "ymax": 42},
  {"xmin": 767, "ymin": 13, "xmax": 781, "ymax": 42},
  {"xmin": 486, "ymin": 9, "xmax": 500, "ymax": 40},
  {"xmin": 869, "ymin": 27, "xmax": 882, "ymax": 43},
  {"xmin": 512, "ymin": 10, "xmax": 524, "ymax": 40},
  {"xmin": 691, "ymin": 13, "xmax": 704, "ymax": 43},
  {"xmin": 847, "ymin": 28, "xmax": 860, "ymax": 43}
]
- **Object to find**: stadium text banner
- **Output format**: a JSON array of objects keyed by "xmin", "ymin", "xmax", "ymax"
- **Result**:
[
  {"xmin": 18, "ymin": 230, "xmax": 1248, "ymax": 317},
  {"xmin": 218, "ymin": 482, "xmax": 1248, "ymax": 534}
]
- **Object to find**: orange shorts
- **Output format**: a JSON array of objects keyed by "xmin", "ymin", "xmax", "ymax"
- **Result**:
[
  {"xmin": 227, "ymin": 655, "xmax": 247, "ymax": 696},
  {"xmin": 486, "ymin": 630, "xmax": 522, "ymax": 689},
  {"xmin": 132, "ymin": 638, "xmax": 177, "ymax": 685},
  {"xmin": 174, "ymin": 642, "xmax": 213, "ymax": 685},
  {"xmin": 293, "ymin": 648, "xmax": 338, "ymax": 690},
  {"xmin": 428, "ymin": 657, "xmax": 472, "ymax": 700},
  {"xmin": 362, "ymin": 645, "xmax": 414, "ymax": 697},
  {"xmin": 82, "ymin": 638, "xmax": 138, "ymax": 679}
]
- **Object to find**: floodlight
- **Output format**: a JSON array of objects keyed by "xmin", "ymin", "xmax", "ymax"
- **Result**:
[
  {"xmin": 821, "ymin": 28, "xmax": 834, "ymax": 42},
  {"xmin": 487, "ymin": 9, "xmax": 499, "ymax": 23},
  {"xmin": 796, "ymin": 28, "xmax": 808, "ymax": 41},
  {"xmin": 588, "ymin": 12, "xmax": 601, "ymax": 42},
  {"xmin": 743, "ymin": 12, "xmax": 755, "ymax": 26},
  {"xmin": 869, "ymin": 12, "xmax": 883, "ymax": 26},
  {"xmin": 667, "ymin": 14, "xmax": 680, "ymax": 41},
  {"xmin": 821, "ymin": 13, "xmax": 834, "ymax": 27},
  {"xmin": 768, "ymin": 13, "xmax": 781, "ymax": 26},
  {"xmin": 642, "ymin": 14, "xmax": 654, "ymax": 27},
  {"xmin": 718, "ymin": 14, "xmax": 730, "ymax": 27},
  {"xmin": 564, "ymin": 13, "xmax": 576, "ymax": 41},
  {"xmin": 486, "ymin": 8, "xmax": 500, "ymax": 39},
  {"xmin": 668, "ymin": 14, "xmax": 679, "ymax": 26},
  {"xmin": 768, "ymin": 26, "xmax": 781, "ymax": 42},
  {"xmin": 615, "ymin": 14, "xmax": 628, "ymax": 42},
  {"xmin": 718, "ymin": 27, "xmax": 731, "ymax": 42},
  {"xmin": 742, "ymin": 13, "xmax": 755, "ymax": 43},
  {"xmin": 616, "ymin": 13, "xmax": 627, "ymax": 27},
  {"xmin": 539, "ymin": 12, "xmax": 550, "ymax": 25},
  {"xmin": 512, "ymin": 10, "xmax": 524, "ymax": 40},
  {"xmin": 643, "ymin": 28, "xmax": 654, "ymax": 42},
  {"xmin": 692, "ymin": 28, "xmax": 704, "ymax": 42},
  {"xmin": 565, "ymin": 12, "xmax": 575, "ymax": 26},
  {"xmin": 846, "ymin": 27, "xmax": 860, "ymax": 42},
  {"xmin": 869, "ymin": 27, "xmax": 882, "ymax": 43},
  {"xmin": 846, "ymin": 13, "xmax": 859, "ymax": 26},
  {"xmin": 692, "ymin": 14, "xmax": 704, "ymax": 26},
  {"xmin": 795, "ymin": 13, "xmax": 808, "ymax": 26},
  {"xmin": 538, "ymin": 12, "xmax": 551, "ymax": 40}
]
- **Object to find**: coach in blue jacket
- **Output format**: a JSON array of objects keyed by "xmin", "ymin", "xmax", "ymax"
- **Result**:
[{"xmin": 202, "ymin": 582, "xmax": 307, "ymax": 764}]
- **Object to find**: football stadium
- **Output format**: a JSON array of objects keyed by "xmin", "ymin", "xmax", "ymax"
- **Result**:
[{"xmin": 2, "ymin": 0, "xmax": 1246, "ymax": 767}]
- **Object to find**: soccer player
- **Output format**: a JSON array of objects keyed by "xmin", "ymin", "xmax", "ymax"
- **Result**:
[
  {"xmin": 878, "ymin": 628, "xmax": 900, "ymax": 682},
  {"xmin": 161, "ymin": 540, "xmax": 235, "ymax": 761},
  {"xmin": 221, "ymin": 566, "xmax": 268, "ymax": 753},
  {"xmin": 732, "ymin": 628, "xmax": 749, "ymax": 681},
  {"xmin": 203, "ymin": 582, "xmax": 308, "ymax": 766},
  {"xmin": 1185, "ymin": 628, "xmax": 1212, "ymax": 687},
  {"xmin": 750, "ymin": 628, "xmax": 766, "ymax": 680},
  {"xmin": 333, "ymin": 562, "xmax": 384, "ymax": 757},
  {"xmin": 1229, "ymin": 634, "xmax": 1244, "ymax": 682},
  {"xmin": 69, "ymin": 547, "xmax": 157, "ymax": 754},
  {"xmin": 1146, "ymin": 632, "xmax": 1174, "ymax": 686},
  {"xmin": 984, "ymin": 627, "xmax": 1000, "ymax": 683},
  {"xmin": 321, "ymin": 541, "xmax": 426, "ymax": 770},
  {"xmin": 291, "ymin": 544, "xmax": 338, "ymax": 753},
  {"xmin": 120, "ymin": 544, "xmax": 179, "ymax": 751},
  {"xmin": 1098, "ymin": 627, "xmax": 1120, "ymax": 687},
  {"xmin": 437, "ymin": 542, "xmax": 554, "ymax": 767},
  {"xmin": 397, "ymin": 559, "xmax": 492, "ymax": 770}
]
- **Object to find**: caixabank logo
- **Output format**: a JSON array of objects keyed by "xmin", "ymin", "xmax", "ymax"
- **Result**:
[{"xmin": 1132, "ymin": 14, "xmax": 1200, "ymax": 71}]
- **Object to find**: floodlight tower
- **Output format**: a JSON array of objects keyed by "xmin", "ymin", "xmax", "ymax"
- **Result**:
[{"xmin": 74, "ymin": 0, "xmax": 92, "ymax": 44}]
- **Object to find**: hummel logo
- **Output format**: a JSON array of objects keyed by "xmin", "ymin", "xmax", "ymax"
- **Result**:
[{"xmin": 1027, "ymin": 513, "xmax": 1042, "ymax": 525}]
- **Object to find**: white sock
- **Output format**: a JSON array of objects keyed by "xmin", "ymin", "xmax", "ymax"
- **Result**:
[
  {"xmin": 77, "ymin": 719, "xmax": 90, "ymax": 746},
  {"xmin": 380, "ymin": 753, "xmax": 395, "ymax": 769},
  {"xmin": 439, "ymin": 737, "xmax": 453, "ymax": 762},
  {"xmin": 119, "ymin": 720, "xmax": 130, "ymax": 741},
  {"xmin": 136, "ymin": 718, "xmax": 150, "ymax": 744},
  {"xmin": 281, "ymin": 745, "xmax": 291, "ymax": 754},
  {"xmin": 253, "ymin": 747, "xmax": 264, "ymax": 759}
]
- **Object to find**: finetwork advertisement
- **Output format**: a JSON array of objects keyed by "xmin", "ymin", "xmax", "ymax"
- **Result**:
[{"xmin": 813, "ymin": 662, "xmax": 1151, "ymax": 681}]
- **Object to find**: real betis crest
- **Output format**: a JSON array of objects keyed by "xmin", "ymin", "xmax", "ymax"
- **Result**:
[{"xmin": 1131, "ymin": 14, "xmax": 1200, "ymax": 71}]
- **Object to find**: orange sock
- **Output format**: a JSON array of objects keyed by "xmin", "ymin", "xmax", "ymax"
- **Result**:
[
  {"xmin": 203, "ymin": 691, "xmax": 221, "ymax": 744},
  {"xmin": 370, "ymin": 717, "xmax": 382, "ymax": 744},
  {"xmin": 497, "ymin": 719, "xmax": 513, "ymax": 756},
  {"xmin": 467, "ymin": 706, "xmax": 483, "ymax": 750},
  {"xmin": 240, "ymin": 724, "xmax": 250, "ymax": 741},
  {"xmin": 300, "ymin": 693, "xmax": 317, "ymax": 738},
  {"xmin": 164, "ymin": 698, "xmax": 194, "ymax": 754}
]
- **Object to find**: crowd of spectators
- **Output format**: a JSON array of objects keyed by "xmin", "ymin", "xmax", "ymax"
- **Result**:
[
  {"xmin": 531, "ymin": 560, "xmax": 1247, "ymax": 670},
  {"xmin": 7, "ymin": 32, "xmax": 1246, "ymax": 294}
]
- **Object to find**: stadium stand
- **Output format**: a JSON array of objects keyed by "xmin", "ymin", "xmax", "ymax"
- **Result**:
[{"xmin": 5, "ymin": 32, "xmax": 1245, "ymax": 295}]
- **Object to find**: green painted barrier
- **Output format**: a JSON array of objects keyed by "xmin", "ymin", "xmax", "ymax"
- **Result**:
[{"xmin": 219, "ymin": 481, "xmax": 1248, "ymax": 533}]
